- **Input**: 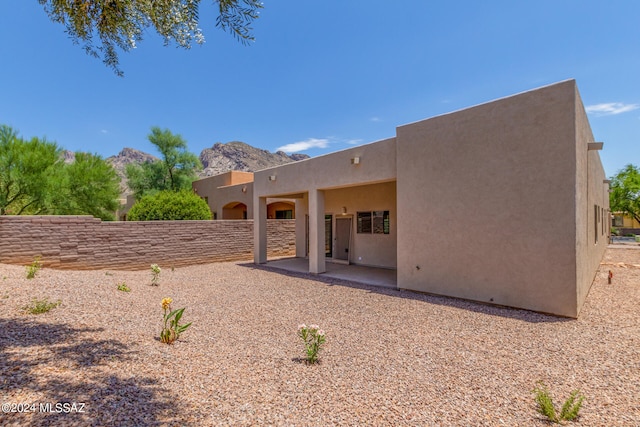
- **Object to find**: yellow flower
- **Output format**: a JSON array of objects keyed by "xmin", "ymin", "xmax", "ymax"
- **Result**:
[{"xmin": 161, "ymin": 297, "xmax": 172, "ymax": 310}]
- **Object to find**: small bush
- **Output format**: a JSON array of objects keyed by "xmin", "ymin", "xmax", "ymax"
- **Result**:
[
  {"xmin": 127, "ymin": 190, "xmax": 212, "ymax": 221},
  {"xmin": 297, "ymin": 324, "xmax": 326, "ymax": 364},
  {"xmin": 25, "ymin": 256, "xmax": 43, "ymax": 279},
  {"xmin": 533, "ymin": 381, "xmax": 584, "ymax": 423},
  {"xmin": 23, "ymin": 297, "xmax": 61, "ymax": 314},
  {"xmin": 117, "ymin": 282, "xmax": 130, "ymax": 292},
  {"xmin": 151, "ymin": 264, "xmax": 161, "ymax": 286}
]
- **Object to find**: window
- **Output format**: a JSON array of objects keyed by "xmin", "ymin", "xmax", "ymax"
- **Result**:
[
  {"xmin": 612, "ymin": 215, "xmax": 624, "ymax": 227},
  {"xmin": 357, "ymin": 212, "xmax": 372, "ymax": 233},
  {"xmin": 275, "ymin": 209, "xmax": 293, "ymax": 219},
  {"xmin": 594, "ymin": 204, "xmax": 599, "ymax": 244},
  {"xmin": 357, "ymin": 210, "xmax": 390, "ymax": 234}
]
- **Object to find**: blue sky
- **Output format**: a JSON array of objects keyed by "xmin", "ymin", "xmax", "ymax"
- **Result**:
[{"xmin": 0, "ymin": 1, "xmax": 638, "ymax": 176}]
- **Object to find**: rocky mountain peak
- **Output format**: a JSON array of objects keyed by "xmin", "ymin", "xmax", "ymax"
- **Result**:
[
  {"xmin": 199, "ymin": 141, "xmax": 309, "ymax": 177},
  {"xmin": 104, "ymin": 142, "xmax": 309, "ymax": 195}
]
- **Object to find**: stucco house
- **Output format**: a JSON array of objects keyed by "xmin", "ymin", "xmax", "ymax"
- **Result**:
[
  {"xmin": 253, "ymin": 80, "xmax": 609, "ymax": 318},
  {"xmin": 193, "ymin": 171, "xmax": 296, "ymax": 220}
]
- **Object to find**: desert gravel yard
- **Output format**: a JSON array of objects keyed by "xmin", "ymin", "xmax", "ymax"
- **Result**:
[{"xmin": 0, "ymin": 248, "xmax": 639, "ymax": 426}]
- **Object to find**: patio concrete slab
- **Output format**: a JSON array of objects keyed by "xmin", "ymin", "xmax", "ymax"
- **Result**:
[{"xmin": 265, "ymin": 257, "xmax": 397, "ymax": 288}]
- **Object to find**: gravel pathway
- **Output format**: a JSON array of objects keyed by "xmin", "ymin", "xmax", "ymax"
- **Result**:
[{"xmin": 0, "ymin": 248, "xmax": 638, "ymax": 426}]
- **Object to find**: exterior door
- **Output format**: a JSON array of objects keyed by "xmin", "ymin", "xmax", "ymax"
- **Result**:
[{"xmin": 335, "ymin": 217, "xmax": 352, "ymax": 261}]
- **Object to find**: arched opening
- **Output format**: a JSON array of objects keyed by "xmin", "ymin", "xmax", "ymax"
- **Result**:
[
  {"xmin": 267, "ymin": 201, "xmax": 295, "ymax": 219},
  {"xmin": 222, "ymin": 202, "xmax": 247, "ymax": 219}
]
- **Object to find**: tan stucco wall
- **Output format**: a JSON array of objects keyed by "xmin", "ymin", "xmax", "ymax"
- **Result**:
[
  {"xmin": 396, "ymin": 80, "xmax": 588, "ymax": 317},
  {"xmin": 575, "ymin": 85, "xmax": 609, "ymax": 313},
  {"xmin": 324, "ymin": 182, "xmax": 397, "ymax": 268},
  {"xmin": 253, "ymin": 138, "xmax": 397, "ymax": 197},
  {"xmin": 193, "ymin": 173, "xmax": 253, "ymax": 219}
]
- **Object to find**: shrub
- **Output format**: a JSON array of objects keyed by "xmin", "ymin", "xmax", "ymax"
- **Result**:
[
  {"xmin": 533, "ymin": 381, "xmax": 584, "ymax": 423},
  {"xmin": 25, "ymin": 256, "xmax": 43, "ymax": 279},
  {"xmin": 23, "ymin": 297, "xmax": 61, "ymax": 314},
  {"xmin": 127, "ymin": 190, "xmax": 212, "ymax": 221},
  {"xmin": 150, "ymin": 264, "xmax": 161, "ymax": 286},
  {"xmin": 117, "ymin": 282, "xmax": 130, "ymax": 292},
  {"xmin": 297, "ymin": 324, "xmax": 326, "ymax": 364}
]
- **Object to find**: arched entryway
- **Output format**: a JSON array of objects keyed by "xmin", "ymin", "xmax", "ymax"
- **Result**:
[
  {"xmin": 267, "ymin": 201, "xmax": 295, "ymax": 219},
  {"xmin": 222, "ymin": 202, "xmax": 247, "ymax": 219}
]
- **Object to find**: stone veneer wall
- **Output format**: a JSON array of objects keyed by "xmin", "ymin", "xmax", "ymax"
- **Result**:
[{"xmin": 0, "ymin": 216, "xmax": 295, "ymax": 270}]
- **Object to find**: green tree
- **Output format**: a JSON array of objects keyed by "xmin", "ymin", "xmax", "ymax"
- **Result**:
[
  {"xmin": 127, "ymin": 190, "xmax": 212, "ymax": 220},
  {"xmin": 39, "ymin": 0, "xmax": 263, "ymax": 76},
  {"xmin": 0, "ymin": 125, "xmax": 63, "ymax": 215},
  {"xmin": 0, "ymin": 125, "xmax": 122, "ymax": 219},
  {"xmin": 53, "ymin": 152, "xmax": 122, "ymax": 220},
  {"xmin": 126, "ymin": 127, "xmax": 201, "ymax": 198},
  {"xmin": 610, "ymin": 164, "xmax": 640, "ymax": 224}
]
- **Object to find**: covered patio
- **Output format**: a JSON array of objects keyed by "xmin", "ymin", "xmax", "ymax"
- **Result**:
[{"xmin": 264, "ymin": 257, "xmax": 397, "ymax": 288}]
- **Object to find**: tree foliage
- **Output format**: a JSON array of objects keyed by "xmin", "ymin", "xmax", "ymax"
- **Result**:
[
  {"xmin": 127, "ymin": 190, "xmax": 212, "ymax": 220},
  {"xmin": 0, "ymin": 125, "xmax": 121, "ymax": 219},
  {"xmin": 0, "ymin": 125, "xmax": 63, "ymax": 215},
  {"xmin": 38, "ymin": 0, "xmax": 263, "ymax": 76},
  {"xmin": 52, "ymin": 152, "xmax": 122, "ymax": 220},
  {"xmin": 610, "ymin": 164, "xmax": 640, "ymax": 224},
  {"xmin": 126, "ymin": 127, "xmax": 201, "ymax": 198}
]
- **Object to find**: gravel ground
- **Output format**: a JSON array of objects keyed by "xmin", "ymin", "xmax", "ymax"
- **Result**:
[{"xmin": 0, "ymin": 248, "xmax": 638, "ymax": 426}]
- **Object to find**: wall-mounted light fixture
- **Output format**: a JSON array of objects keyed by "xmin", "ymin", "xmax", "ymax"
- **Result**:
[
  {"xmin": 242, "ymin": 185, "xmax": 247, "ymax": 193},
  {"xmin": 588, "ymin": 142, "xmax": 603, "ymax": 151},
  {"xmin": 342, "ymin": 206, "xmax": 347, "ymax": 214},
  {"xmin": 269, "ymin": 175, "xmax": 277, "ymax": 181},
  {"xmin": 351, "ymin": 157, "xmax": 360, "ymax": 165}
]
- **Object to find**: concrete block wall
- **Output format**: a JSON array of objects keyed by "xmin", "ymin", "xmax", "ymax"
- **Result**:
[{"xmin": 0, "ymin": 216, "xmax": 295, "ymax": 270}]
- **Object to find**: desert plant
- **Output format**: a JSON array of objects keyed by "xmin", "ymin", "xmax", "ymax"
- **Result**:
[
  {"xmin": 160, "ymin": 297, "xmax": 192, "ymax": 344},
  {"xmin": 533, "ymin": 381, "xmax": 584, "ymax": 423},
  {"xmin": 25, "ymin": 256, "xmax": 43, "ymax": 279},
  {"xmin": 297, "ymin": 324, "xmax": 326, "ymax": 364},
  {"xmin": 127, "ymin": 190, "xmax": 212, "ymax": 221},
  {"xmin": 23, "ymin": 297, "xmax": 61, "ymax": 314},
  {"xmin": 151, "ymin": 264, "xmax": 161, "ymax": 286},
  {"xmin": 117, "ymin": 282, "xmax": 131, "ymax": 292}
]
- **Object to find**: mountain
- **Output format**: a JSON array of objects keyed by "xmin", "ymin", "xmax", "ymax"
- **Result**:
[
  {"xmin": 107, "ymin": 148, "xmax": 159, "ymax": 195},
  {"xmin": 199, "ymin": 141, "xmax": 309, "ymax": 177},
  {"xmin": 106, "ymin": 142, "xmax": 309, "ymax": 196}
]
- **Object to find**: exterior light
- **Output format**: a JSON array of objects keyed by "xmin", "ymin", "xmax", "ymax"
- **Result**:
[
  {"xmin": 351, "ymin": 157, "xmax": 360, "ymax": 165},
  {"xmin": 342, "ymin": 206, "xmax": 347, "ymax": 214},
  {"xmin": 269, "ymin": 175, "xmax": 277, "ymax": 181}
]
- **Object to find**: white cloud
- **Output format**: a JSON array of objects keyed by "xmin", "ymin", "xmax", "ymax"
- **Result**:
[
  {"xmin": 100, "ymin": 129, "xmax": 108, "ymax": 134},
  {"xmin": 277, "ymin": 138, "xmax": 330, "ymax": 153},
  {"xmin": 585, "ymin": 102, "xmax": 639, "ymax": 116}
]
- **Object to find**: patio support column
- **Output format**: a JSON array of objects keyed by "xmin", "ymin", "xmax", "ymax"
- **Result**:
[
  {"xmin": 308, "ymin": 188, "xmax": 326, "ymax": 274},
  {"xmin": 295, "ymin": 195, "xmax": 308, "ymax": 258},
  {"xmin": 254, "ymin": 196, "xmax": 267, "ymax": 264}
]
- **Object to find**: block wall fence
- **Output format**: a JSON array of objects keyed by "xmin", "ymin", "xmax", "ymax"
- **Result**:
[{"xmin": 0, "ymin": 216, "xmax": 295, "ymax": 270}]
